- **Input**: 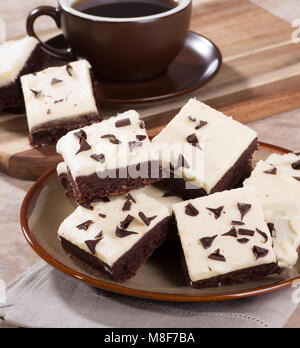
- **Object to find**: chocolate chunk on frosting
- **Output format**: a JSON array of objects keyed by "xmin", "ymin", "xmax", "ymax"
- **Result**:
[
  {"xmin": 101, "ymin": 134, "xmax": 121, "ymax": 145},
  {"xmin": 222, "ymin": 227, "xmax": 237, "ymax": 238},
  {"xmin": 186, "ymin": 133, "xmax": 201, "ymax": 149},
  {"xmin": 76, "ymin": 220, "xmax": 94, "ymax": 231},
  {"xmin": 80, "ymin": 202, "xmax": 94, "ymax": 210},
  {"xmin": 99, "ymin": 214, "xmax": 106, "ymax": 219},
  {"xmin": 263, "ymin": 167, "xmax": 277, "ymax": 175},
  {"xmin": 237, "ymin": 238, "xmax": 249, "ymax": 244},
  {"xmin": 51, "ymin": 78, "xmax": 63, "ymax": 85},
  {"xmin": 115, "ymin": 227, "xmax": 138, "ymax": 238},
  {"xmin": 129, "ymin": 141, "xmax": 143, "ymax": 152},
  {"xmin": 231, "ymin": 221, "xmax": 245, "ymax": 226},
  {"xmin": 195, "ymin": 120, "xmax": 208, "ymax": 130},
  {"xmin": 200, "ymin": 235, "xmax": 217, "ymax": 249},
  {"xmin": 120, "ymin": 215, "xmax": 134, "ymax": 229},
  {"xmin": 174, "ymin": 154, "xmax": 190, "ymax": 170},
  {"xmin": 238, "ymin": 228, "xmax": 255, "ymax": 237},
  {"xmin": 138, "ymin": 212, "xmax": 157, "ymax": 226},
  {"xmin": 74, "ymin": 129, "xmax": 87, "ymax": 140},
  {"xmin": 122, "ymin": 200, "xmax": 132, "ymax": 211},
  {"xmin": 253, "ymin": 246, "xmax": 269, "ymax": 260},
  {"xmin": 256, "ymin": 229, "xmax": 268, "ymax": 243},
  {"xmin": 136, "ymin": 135, "xmax": 147, "ymax": 141},
  {"xmin": 208, "ymin": 249, "xmax": 226, "ymax": 262},
  {"xmin": 237, "ymin": 203, "xmax": 252, "ymax": 221},
  {"xmin": 185, "ymin": 203, "xmax": 199, "ymax": 216},
  {"xmin": 30, "ymin": 89, "xmax": 42, "ymax": 98},
  {"xmin": 126, "ymin": 193, "xmax": 136, "ymax": 204},
  {"xmin": 90, "ymin": 154, "xmax": 105, "ymax": 163},
  {"xmin": 188, "ymin": 116, "xmax": 196, "ymax": 122},
  {"xmin": 293, "ymin": 176, "xmax": 300, "ymax": 182},
  {"xmin": 206, "ymin": 206, "xmax": 224, "ymax": 219},
  {"xmin": 76, "ymin": 137, "xmax": 91, "ymax": 155},
  {"xmin": 267, "ymin": 223, "xmax": 276, "ymax": 238},
  {"xmin": 115, "ymin": 118, "xmax": 131, "ymax": 127},
  {"xmin": 292, "ymin": 160, "xmax": 300, "ymax": 170},
  {"xmin": 66, "ymin": 64, "xmax": 73, "ymax": 76},
  {"xmin": 85, "ymin": 238, "xmax": 102, "ymax": 254}
]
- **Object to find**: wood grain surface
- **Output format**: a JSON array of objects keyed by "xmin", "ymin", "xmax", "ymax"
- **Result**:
[{"xmin": 0, "ymin": 0, "xmax": 299, "ymax": 181}]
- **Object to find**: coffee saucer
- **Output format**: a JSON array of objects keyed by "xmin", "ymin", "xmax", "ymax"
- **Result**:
[{"xmin": 47, "ymin": 31, "xmax": 222, "ymax": 104}]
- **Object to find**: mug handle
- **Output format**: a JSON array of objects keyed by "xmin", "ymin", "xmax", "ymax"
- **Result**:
[{"xmin": 26, "ymin": 6, "xmax": 73, "ymax": 60}]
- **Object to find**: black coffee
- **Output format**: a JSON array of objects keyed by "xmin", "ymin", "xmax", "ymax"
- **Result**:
[{"xmin": 72, "ymin": 0, "xmax": 178, "ymax": 18}]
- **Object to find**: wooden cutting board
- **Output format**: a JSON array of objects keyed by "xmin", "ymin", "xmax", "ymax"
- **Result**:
[{"xmin": 1, "ymin": 0, "xmax": 300, "ymax": 181}]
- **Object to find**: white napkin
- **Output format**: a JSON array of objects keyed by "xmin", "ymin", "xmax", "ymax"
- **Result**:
[{"xmin": 0, "ymin": 261, "xmax": 297, "ymax": 328}]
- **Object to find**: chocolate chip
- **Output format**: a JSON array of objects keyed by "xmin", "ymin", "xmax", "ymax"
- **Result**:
[
  {"xmin": 208, "ymin": 249, "xmax": 226, "ymax": 262},
  {"xmin": 30, "ymin": 89, "xmax": 42, "ymax": 98},
  {"xmin": 115, "ymin": 227, "xmax": 138, "ymax": 238},
  {"xmin": 263, "ymin": 167, "xmax": 277, "ymax": 175},
  {"xmin": 139, "ymin": 121, "xmax": 146, "ymax": 129},
  {"xmin": 186, "ymin": 133, "xmax": 201, "ymax": 149},
  {"xmin": 90, "ymin": 154, "xmax": 105, "ymax": 163},
  {"xmin": 231, "ymin": 221, "xmax": 245, "ymax": 226},
  {"xmin": 122, "ymin": 200, "xmax": 131, "ymax": 211},
  {"xmin": 85, "ymin": 238, "xmax": 102, "ymax": 254},
  {"xmin": 120, "ymin": 215, "xmax": 134, "ymax": 229},
  {"xmin": 237, "ymin": 238, "xmax": 249, "ymax": 244},
  {"xmin": 237, "ymin": 203, "xmax": 252, "ymax": 221},
  {"xmin": 293, "ymin": 176, "xmax": 300, "ymax": 182},
  {"xmin": 292, "ymin": 160, "xmax": 300, "ymax": 170},
  {"xmin": 185, "ymin": 203, "xmax": 199, "ymax": 216},
  {"xmin": 253, "ymin": 246, "xmax": 269, "ymax": 260},
  {"xmin": 206, "ymin": 206, "xmax": 224, "ymax": 219},
  {"xmin": 238, "ymin": 228, "xmax": 255, "ymax": 237},
  {"xmin": 126, "ymin": 193, "xmax": 136, "ymax": 204},
  {"xmin": 256, "ymin": 229, "xmax": 268, "ymax": 243},
  {"xmin": 200, "ymin": 235, "xmax": 217, "ymax": 249},
  {"xmin": 136, "ymin": 135, "xmax": 147, "ymax": 141},
  {"xmin": 129, "ymin": 141, "xmax": 143, "ymax": 152},
  {"xmin": 76, "ymin": 137, "xmax": 91, "ymax": 155},
  {"xmin": 188, "ymin": 116, "xmax": 196, "ymax": 122},
  {"xmin": 293, "ymin": 152, "xmax": 300, "ymax": 156},
  {"xmin": 267, "ymin": 223, "xmax": 276, "ymax": 238},
  {"xmin": 162, "ymin": 192, "xmax": 176, "ymax": 197},
  {"xmin": 222, "ymin": 227, "xmax": 237, "ymax": 238},
  {"xmin": 74, "ymin": 129, "xmax": 87, "ymax": 140},
  {"xmin": 54, "ymin": 99, "xmax": 64, "ymax": 104},
  {"xmin": 115, "ymin": 118, "xmax": 131, "ymax": 127},
  {"xmin": 175, "ymin": 154, "xmax": 190, "ymax": 170},
  {"xmin": 80, "ymin": 202, "xmax": 93, "ymax": 210},
  {"xmin": 138, "ymin": 212, "xmax": 157, "ymax": 227},
  {"xmin": 101, "ymin": 134, "xmax": 121, "ymax": 145},
  {"xmin": 66, "ymin": 64, "xmax": 73, "ymax": 77},
  {"xmin": 195, "ymin": 120, "xmax": 208, "ymax": 130},
  {"xmin": 76, "ymin": 220, "xmax": 94, "ymax": 231},
  {"xmin": 95, "ymin": 231, "xmax": 103, "ymax": 238},
  {"xmin": 99, "ymin": 214, "xmax": 106, "ymax": 218},
  {"xmin": 51, "ymin": 78, "xmax": 63, "ymax": 85}
]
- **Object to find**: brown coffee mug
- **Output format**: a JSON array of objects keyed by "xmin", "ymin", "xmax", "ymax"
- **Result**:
[{"xmin": 27, "ymin": 0, "xmax": 192, "ymax": 82}]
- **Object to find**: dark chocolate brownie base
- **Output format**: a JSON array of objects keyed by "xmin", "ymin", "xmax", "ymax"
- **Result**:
[
  {"xmin": 59, "ymin": 173, "xmax": 74, "ymax": 198},
  {"xmin": 60, "ymin": 216, "xmax": 171, "ymax": 283},
  {"xmin": 157, "ymin": 138, "xmax": 258, "ymax": 200},
  {"xmin": 182, "ymin": 256, "xmax": 280, "ymax": 289},
  {"xmin": 0, "ymin": 44, "xmax": 48, "ymax": 111},
  {"xmin": 29, "ymin": 112, "xmax": 102, "ymax": 148},
  {"xmin": 68, "ymin": 161, "xmax": 162, "ymax": 205}
]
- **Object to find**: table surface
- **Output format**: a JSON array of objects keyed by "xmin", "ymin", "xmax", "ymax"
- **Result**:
[{"xmin": 1, "ymin": 0, "xmax": 300, "ymax": 328}]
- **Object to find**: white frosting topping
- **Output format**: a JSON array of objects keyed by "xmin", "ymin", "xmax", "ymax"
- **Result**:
[
  {"xmin": 172, "ymin": 187, "xmax": 276, "ymax": 282},
  {"xmin": 0, "ymin": 36, "xmax": 38, "ymax": 87},
  {"xmin": 244, "ymin": 152, "xmax": 300, "ymax": 267},
  {"xmin": 21, "ymin": 60, "xmax": 98, "ymax": 131},
  {"xmin": 57, "ymin": 162, "xmax": 67, "ymax": 176},
  {"xmin": 152, "ymin": 99, "xmax": 257, "ymax": 192},
  {"xmin": 57, "ymin": 110, "xmax": 160, "ymax": 178},
  {"xmin": 58, "ymin": 190, "xmax": 170, "ymax": 267},
  {"xmin": 139, "ymin": 185, "xmax": 183, "ymax": 214}
]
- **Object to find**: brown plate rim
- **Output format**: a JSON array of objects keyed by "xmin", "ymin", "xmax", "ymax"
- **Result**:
[
  {"xmin": 47, "ymin": 31, "xmax": 223, "ymax": 104},
  {"xmin": 20, "ymin": 142, "xmax": 299, "ymax": 302}
]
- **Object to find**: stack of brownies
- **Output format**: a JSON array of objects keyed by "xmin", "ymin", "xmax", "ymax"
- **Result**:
[
  {"xmin": 4, "ymin": 34, "xmax": 298, "ymax": 289},
  {"xmin": 54, "ymin": 96, "xmax": 300, "ymax": 288}
]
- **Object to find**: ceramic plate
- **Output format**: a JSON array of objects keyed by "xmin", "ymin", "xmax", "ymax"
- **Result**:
[
  {"xmin": 21, "ymin": 142, "xmax": 300, "ymax": 301},
  {"xmin": 46, "ymin": 31, "xmax": 222, "ymax": 104}
]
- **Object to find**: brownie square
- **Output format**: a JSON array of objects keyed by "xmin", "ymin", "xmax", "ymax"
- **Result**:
[
  {"xmin": 0, "ymin": 36, "xmax": 48, "ymax": 111},
  {"xmin": 172, "ymin": 187, "xmax": 279, "ymax": 288},
  {"xmin": 58, "ymin": 190, "xmax": 171, "ymax": 282},
  {"xmin": 21, "ymin": 60, "xmax": 102, "ymax": 147},
  {"xmin": 244, "ymin": 152, "xmax": 300, "ymax": 268},
  {"xmin": 57, "ymin": 110, "xmax": 162, "ymax": 205},
  {"xmin": 153, "ymin": 98, "xmax": 258, "ymax": 200}
]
